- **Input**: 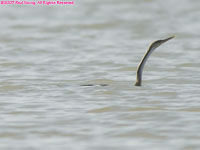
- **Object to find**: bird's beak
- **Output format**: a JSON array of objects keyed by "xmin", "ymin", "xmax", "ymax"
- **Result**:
[{"xmin": 162, "ymin": 35, "xmax": 175, "ymax": 43}]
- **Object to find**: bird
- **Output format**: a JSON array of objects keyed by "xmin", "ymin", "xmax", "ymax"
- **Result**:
[{"xmin": 135, "ymin": 36, "xmax": 175, "ymax": 86}]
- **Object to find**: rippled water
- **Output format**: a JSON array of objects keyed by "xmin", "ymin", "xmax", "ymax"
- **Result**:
[{"xmin": 1, "ymin": 0, "xmax": 200, "ymax": 150}]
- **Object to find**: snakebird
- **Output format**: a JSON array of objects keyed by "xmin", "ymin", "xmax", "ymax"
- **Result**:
[{"xmin": 135, "ymin": 36, "xmax": 175, "ymax": 86}]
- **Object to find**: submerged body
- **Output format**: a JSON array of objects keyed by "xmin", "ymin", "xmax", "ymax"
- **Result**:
[{"xmin": 135, "ymin": 36, "xmax": 175, "ymax": 86}]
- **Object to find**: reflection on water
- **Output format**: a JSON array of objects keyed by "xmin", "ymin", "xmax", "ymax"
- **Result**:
[{"xmin": 0, "ymin": 0, "xmax": 200, "ymax": 150}]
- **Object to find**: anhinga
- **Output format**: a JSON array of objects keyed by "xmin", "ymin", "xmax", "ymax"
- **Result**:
[{"xmin": 135, "ymin": 36, "xmax": 175, "ymax": 86}]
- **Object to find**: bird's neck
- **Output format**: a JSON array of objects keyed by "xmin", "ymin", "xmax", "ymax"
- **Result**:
[{"xmin": 135, "ymin": 71, "xmax": 142, "ymax": 86}]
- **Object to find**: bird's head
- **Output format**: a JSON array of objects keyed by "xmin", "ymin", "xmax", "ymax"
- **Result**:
[{"xmin": 150, "ymin": 36, "xmax": 175, "ymax": 50}]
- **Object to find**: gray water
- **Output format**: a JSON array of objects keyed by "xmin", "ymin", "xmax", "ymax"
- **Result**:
[{"xmin": 1, "ymin": 0, "xmax": 200, "ymax": 150}]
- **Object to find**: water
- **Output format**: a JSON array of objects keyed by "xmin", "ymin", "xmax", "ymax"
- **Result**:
[{"xmin": 0, "ymin": 0, "xmax": 200, "ymax": 149}]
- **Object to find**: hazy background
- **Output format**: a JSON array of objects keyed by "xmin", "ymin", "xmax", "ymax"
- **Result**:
[{"xmin": 0, "ymin": 0, "xmax": 200, "ymax": 150}]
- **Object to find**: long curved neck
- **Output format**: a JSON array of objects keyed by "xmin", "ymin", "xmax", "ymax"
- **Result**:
[
  {"xmin": 134, "ymin": 36, "xmax": 175, "ymax": 86},
  {"xmin": 135, "ymin": 45, "xmax": 156, "ymax": 86}
]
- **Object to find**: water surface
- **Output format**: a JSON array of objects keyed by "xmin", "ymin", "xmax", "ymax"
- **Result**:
[{"xmin": 0, "ymin": 0, "xmax": 200, "ymax": 150}]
